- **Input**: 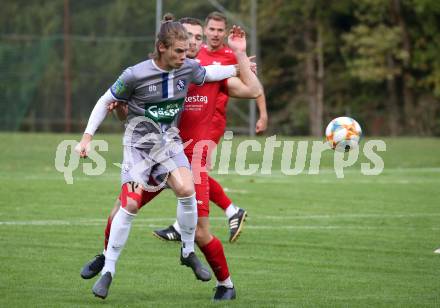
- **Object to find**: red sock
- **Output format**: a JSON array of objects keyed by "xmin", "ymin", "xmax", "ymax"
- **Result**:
[
  {"xmin": 199, "ymin": 236, "xmax": 230, "ymax": 282},
  {"xmin": 208, "ymin": 176, "xmax": 232, "ymax": 211},
  {"xmin": 104, "ymin": 215, "xmax": 112, "ymax": 251}
]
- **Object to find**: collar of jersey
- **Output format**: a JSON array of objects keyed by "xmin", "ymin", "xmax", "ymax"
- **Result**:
[{"xmin": 152, "ymin": 59, "xmax": 176, "ymax": 73}]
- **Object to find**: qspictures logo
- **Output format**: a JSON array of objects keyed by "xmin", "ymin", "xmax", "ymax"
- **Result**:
[{"xmin": 54, "ymin": 117, "xmax": 386, "ymax": 186}]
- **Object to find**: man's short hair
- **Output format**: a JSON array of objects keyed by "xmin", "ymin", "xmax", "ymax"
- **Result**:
[
  {"xmin": 179, "ymin": 17, "xmax": 203, "ymax": 27},
  {"xmin": 205, "ymin": 11, "xmax": 227, "ymax": 26}
]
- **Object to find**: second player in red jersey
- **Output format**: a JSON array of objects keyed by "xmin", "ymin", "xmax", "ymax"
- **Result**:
[
  {"xmin": 155, "ymin": 12, "xmax": 268, "ymax": 244},
  {"xmin": 197, "ymin": 43, "xmax": 237, "ymax": 143},
  {"xmin": 179, "ymin": 80, "xmax": 229, "ymax": 216}
]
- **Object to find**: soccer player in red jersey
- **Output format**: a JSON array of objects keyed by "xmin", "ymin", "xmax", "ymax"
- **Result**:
[
  {"xmin": 80, "ymin": 17, "xmax": 261, "ymax": 301},
  {"xmin": 154, "ymin": 12, "xmax": 268, "ymax": 243}
]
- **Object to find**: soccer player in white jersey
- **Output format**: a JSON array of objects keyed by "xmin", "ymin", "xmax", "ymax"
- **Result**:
[{"xmin": 76, "ymin": 19, "xmax": 240, "ymax": 299}]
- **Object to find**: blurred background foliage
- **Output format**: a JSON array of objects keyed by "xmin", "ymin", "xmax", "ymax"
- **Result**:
[{"xmin": 1, "ymin": 0, "xmax": 439, "ymax": 136}]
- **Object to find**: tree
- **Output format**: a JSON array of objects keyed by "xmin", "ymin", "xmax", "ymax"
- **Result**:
[{"xmin": 341, "ymin": 0, "xmax": 408, "ymax": 135}]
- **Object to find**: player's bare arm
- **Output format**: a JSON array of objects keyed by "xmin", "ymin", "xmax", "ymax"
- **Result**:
[
  {"xmin": 226, "ymin": 26, "xmax": 262, "ymax": 99},
  {"xmin": 246, "ymin": 56, "xmax": 268, "ymax": 133},
  {"xmin": 255, "ymin": 93, "xmax": 268, "ymax": 134}
]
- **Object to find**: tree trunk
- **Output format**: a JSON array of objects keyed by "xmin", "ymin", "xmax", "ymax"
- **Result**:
[
  {"xmin": 386, "ymin": 55, "xmax": 400, "ymax": 136},
  {"xmin": 391, "ymin": 0, "xmax": 417, "ymax": 133},
  {"xmin": 315, "ymin": 24, "xmax": 324, "ymax": 136},
  {"xmin": 304, "ymin": 20, "xmax": 321, "ymax": 137}
]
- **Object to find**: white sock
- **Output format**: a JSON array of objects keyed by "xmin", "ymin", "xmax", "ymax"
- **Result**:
[
  {"xmin": 102, "ymin": 207, "xmax": 136, "ymax": 277},
  {"xmin": 176, "ymin": 194, "xmax": 197, "ymax": 257},
  {"xmin": 217, "ymin": 276, "xmax": 234, "ymax": 288},
  {"xmin": 225, "ymin": 204, "xmax": 239, "ymax": 219},
  {"xmin": 172, "ymin": 220, "xmax": 181, "ymax": 234}
]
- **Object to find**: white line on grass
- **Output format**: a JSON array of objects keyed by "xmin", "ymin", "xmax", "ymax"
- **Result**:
[
  {"xmin": 258, "ymin": 213, "xmax": 440, "ymax": 220},
  {"xmin": 1, "ymin": 212, "xmax": 438, "ymax": 226},
  {"xmin": 0, "ymin": 221, "xmax": 433, "ymax": 231}
]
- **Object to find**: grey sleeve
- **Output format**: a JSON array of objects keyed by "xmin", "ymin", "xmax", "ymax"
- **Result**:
[{"xmin": 109, "ymin": 68, "xmax": 135, "ymax": 101}]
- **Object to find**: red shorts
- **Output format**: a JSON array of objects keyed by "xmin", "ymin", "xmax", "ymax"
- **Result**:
[{"xmin": 209, "ymin": 125, "xmax": 226, "ymax": 145}]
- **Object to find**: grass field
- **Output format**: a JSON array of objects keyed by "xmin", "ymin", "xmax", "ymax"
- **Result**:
[{"xmin": 1, "ymin": 133, "xmax": 440, "ymax": 307}]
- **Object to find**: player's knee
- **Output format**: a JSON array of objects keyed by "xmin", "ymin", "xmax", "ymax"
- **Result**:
[
  {"xmin": 195, "ymin": 218, "xmax": 210, "ymax": 243},
  {"xmin": 195, "ymin": 225, "xmax": 208, "ymax": 239},
  {"xmin": 120, "ymin": 182, "xmax": 143, "ymax": 214},
  {"xmin": 174, "ymin": 184, "xmax": 195, "ymax": 198},
  {"xmin": 124, "ymin": 199, "xmax": 139, "ymax": 214},
  {"xmin": 195, "ymin": 227, "xmax": 212, "ymax": 246}
]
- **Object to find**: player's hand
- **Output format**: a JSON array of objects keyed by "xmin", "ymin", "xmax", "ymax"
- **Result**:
[
  {"xmin": 75, "ymin": 134, "xmax": 92, "ymax": 158},
  {"xmin": 255, "ymin": 116, "xmax": 268, "ymax": 134},
  {"xmin": 248, "ymin": 56, "xmax": 258, "ymax": 74},
  {"xmin": 233, "ymin": 61, "xmax": 257, "ymax": 76},
  {"xmin": 228, "ymin": 25, "xmax": 246, "ymax": 54},
  {"xmin": 250, "ymin": 62, "xmax": 257, "ymax": 74},
  {"xmin": 115, "ymin": 103, "xmax": 128, "ymax": 121},
  {"xmin": 108, "ymin": 101, "xmax": 120, "ymax": 112},
  {"xmin": 108, "ymin": 101, "xmax": 128, "ymax": 121},
  {"xmin": 117, "ymin": 103, "xmax": 128, "ymax": 114}
]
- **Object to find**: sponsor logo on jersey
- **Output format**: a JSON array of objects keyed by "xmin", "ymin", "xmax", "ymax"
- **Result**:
[
  {"xmin": 176, "ymin": 79, "xmax": 186, "ymax": 92},
  {"xmin": 144, "ymin": 98, "xmax": 185, "ymax": 123},
  {"xmin": 148, "ymin": 85, "xmax": 157, "ymax": 92},
  {"xmin": 111, "ymin": 78, "xmax": 127, "ymax": 97},
  {"xmin": 185, "ymin": 95, "xmax": 208, "ymax": 104},
  {"xmin": 147, "ymin": 105, "xmax": 180, "ymax": 119},
  {"xmin": 212, "ymin": 61, "xmax": 221, "ymax": 65}
]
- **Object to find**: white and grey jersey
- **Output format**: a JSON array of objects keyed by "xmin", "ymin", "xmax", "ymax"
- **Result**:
[{"xmin": 110, "ymin": 58, "xmax": 206, "ymax": 148}]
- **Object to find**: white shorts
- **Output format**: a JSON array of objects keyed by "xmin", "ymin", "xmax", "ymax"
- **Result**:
[{"xmin": 120, "ymin": 145, "xmax": 190, "ymax": 188}]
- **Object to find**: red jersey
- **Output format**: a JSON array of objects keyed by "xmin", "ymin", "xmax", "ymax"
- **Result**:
[
  {"xmin": 197, "ymin": 44, "xmax": 237, "ymax": 142},
  {"xmin": 197, "ymin": 44, "xmax": 237, "ymax": 66},
  {"xmin": 178, "ymin": 79, "xmax": 228, "ymax": 149},
  {"xmin": 178, "ymin": 79, "xmax": 229, "ymax": 216}
]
